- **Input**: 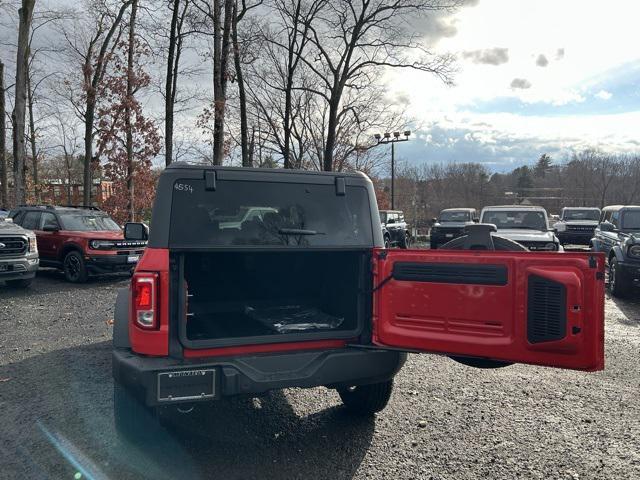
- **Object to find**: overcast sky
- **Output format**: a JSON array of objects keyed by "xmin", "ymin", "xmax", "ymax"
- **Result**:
[
  {"xmin": 2, "ymin": 0, "xmax": 638, "ymax": 172},
  {"xmin": 386, "ymin": 0, "xmax": 640, "ymax": 171}
]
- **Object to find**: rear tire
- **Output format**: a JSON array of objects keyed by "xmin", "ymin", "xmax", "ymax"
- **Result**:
[
  {"xmin": 384, "ymin": 236, "xmax": 391, "ymax": 249},
  {"xmin": 338, "ymin": 380, "xmax": 394, "ymax": 415},
  {"xmin": 5, "ymin": 278, "xmax": 33, "ymax": 288},
  {"xmin": 609, "ymin": 257, "xmax": 631, "ymax": 298},
  {"xmin": 63, "ymin": 250, "xmax": 88, "ymax": 283},
  {"xmin": 399, "ymin": 232, "xmax": 410, "ymax": 249}
]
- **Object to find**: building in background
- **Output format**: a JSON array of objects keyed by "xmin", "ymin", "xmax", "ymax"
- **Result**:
[{"xmin": 39, "ymin": 178, "xmax": 114, "ymax": 207}]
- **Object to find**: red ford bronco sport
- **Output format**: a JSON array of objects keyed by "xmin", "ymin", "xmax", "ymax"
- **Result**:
[
  {"xmin": 9, "ymin": 205, "xmax": 147, "ymax": 282},
  {"xmin": 112, "ymin": 164, "xmax": 605, "ymax": 439}
]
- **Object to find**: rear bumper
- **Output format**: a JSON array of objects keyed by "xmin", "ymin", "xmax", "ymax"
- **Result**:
[
  {"xmin": 0, "ymin": 255, "xmax": 38, "ymax": 281},
  {"xmin": 86, "ymin": 253, "xmax": 140, "ymax": 273},
  {"xmin": 113, "ymin": 347, "xmax": 406, "ymax": 407}
]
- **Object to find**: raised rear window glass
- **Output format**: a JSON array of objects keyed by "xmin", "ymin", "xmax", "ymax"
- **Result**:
[{"xmin": 170, "ymin": 178, "xmax": 373, "ymax": 247}]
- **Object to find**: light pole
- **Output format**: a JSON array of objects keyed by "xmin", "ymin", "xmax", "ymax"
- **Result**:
[{"xmin": 373, "ymin": 131, "xmax": 411, "ymax": 209}]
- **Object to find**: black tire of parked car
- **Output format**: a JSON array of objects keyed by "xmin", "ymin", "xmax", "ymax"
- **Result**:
[
  {"xmin": 63, "ymin": 250, "xmax": 89, "ymax": 283},
  {"xmin": 337, "ymin": 380, "xmax": 394, "ymax": 415},
  {"xmin": 608, "ymin": 257, "xmax": 631, "ymax": 298},
  {"xmin": 5, "ymin": 278, "xmax": 33, "ymax": 288},
  {"xmin": 384, "ymin": 235, "xmax": 391, "ymax": 249},
  {"xmin": 399, "ymin": 232, "xmax": 411, "ymax": 249},
  {"xmin": 114, "ymin": 383, "xmax": 162, "ymax": 443},
  {"xmin": 439, "ymin": 233, "xmax": 527, "ymax": 368}
]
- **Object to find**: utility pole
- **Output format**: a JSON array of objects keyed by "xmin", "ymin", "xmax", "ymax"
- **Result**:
[{"xmin": 372, "ymin": 131, "xmax": 411, "ymax": 210}]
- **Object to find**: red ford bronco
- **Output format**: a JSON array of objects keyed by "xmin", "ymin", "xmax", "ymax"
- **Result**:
[{"xmin": 112, "ymin": 164, "xmax": 605, "ymax": 439}]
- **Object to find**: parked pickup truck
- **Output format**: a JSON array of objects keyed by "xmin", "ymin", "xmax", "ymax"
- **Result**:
[
  {"xmin": 112, "ymin": 164, "xmax": 605, "ymax": 441},
  {"xmin": 0, "ymin": 217, "xmax": 39, "ymax": 287},
  {"xmin": 480, "ymin": 205, "xmax": 562, "ymax": 251}
]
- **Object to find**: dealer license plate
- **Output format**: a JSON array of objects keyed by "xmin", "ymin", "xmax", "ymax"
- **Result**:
[
  {"xmin": 158, "ymin": 369, "xmax": 216, "ymax": 402},
  {"xmin": 127, "ymin": 255, "xmax": 139, "ymax": 263}
]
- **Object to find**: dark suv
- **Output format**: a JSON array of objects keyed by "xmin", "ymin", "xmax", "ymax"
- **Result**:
[
  {"xmin": 112, "ymin": 164, "xmax": 604, "ymax": 441},
  {"xmin": 9, "ymin": 205, "xmax": 147, "ymax": 283},
  {"xmin": 429, "ymin": 208, "xmax": 478, "ymax": 249},
  {"xmin": 591, "ymin": 205, "xmax": 640, "ymax": 297},
  {"xmin": 379, "ymin": 210, "xmax": 411, "ymax": 248},
  {"xmin": 553, "ymin": 207, "xmax": 601, "ymax": 246}
]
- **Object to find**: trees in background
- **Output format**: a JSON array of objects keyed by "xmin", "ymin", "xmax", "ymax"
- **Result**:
[
  {"xmin": 12, "ymin": 0, "xmax": 36, "ymax": 206},
  {"xmin": 60, "ymin": 0, "xmax": 132, "ymax": 206},
  {"xmin": 391, "ymin": 152, "xmax": 640, "ymax": 229},
  {"xmin": 0, "ymin": 60, "xmax": 7, "ymax": 207},
  {"xmin": 96, "ymin": 30, "xmax": 161, "ymax": 223},
  {"xmin": 1, "ymin": 0, "xmax": 639, "ymax": 223}
]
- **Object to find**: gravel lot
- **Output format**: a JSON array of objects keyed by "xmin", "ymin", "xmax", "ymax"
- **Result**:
[{"xmin": 1, "ymin": 269, "xmax": 639, "ymax": 480}]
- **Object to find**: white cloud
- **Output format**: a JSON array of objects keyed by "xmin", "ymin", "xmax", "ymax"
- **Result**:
[
  {"xmin": 391, "ymin": 0, "xmax": 640, "ymax": 110},
  {"xmin": 595, "ymin": 90, "xmax": 613, "ymax": 100},
  {"xmin": 383, "ymin": 0, "xmax": 640, "ymax": 168}
]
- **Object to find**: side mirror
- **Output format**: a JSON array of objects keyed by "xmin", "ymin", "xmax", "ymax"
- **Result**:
[
  {"xmin": 599, "ymin": 221, "xmax": 614, "ymax": 232},
  {"xmin": 473, "ymin": 218, "xmax": 479, "ymax": 223},
  {"xmin": 431, "ymin": 217, "xmax": 437, "ymax": 224},
  {"xmin": 42, "ymin": 224, "xmax": 59, "ymax": 232},
  {"xmin": 387, "ymin": 218, "xmax": 396, "ymax": 224},
  {"xmin": 124, "ymin": 222, "xmax": 149, "ymax": 240}
]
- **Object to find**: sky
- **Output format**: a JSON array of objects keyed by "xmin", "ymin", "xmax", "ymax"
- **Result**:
[
  {"xmin": 386, "ymin": 0, "xmax": 640, "ymax": 171},
  {"xmin": 2, "ymin": 0, "xmax": 638, "ymax": 173}
]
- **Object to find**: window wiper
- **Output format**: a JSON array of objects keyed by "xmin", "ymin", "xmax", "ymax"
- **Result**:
[{"xmin": 278, "ymin": 228, "xmax": 325, "ymax": 235}]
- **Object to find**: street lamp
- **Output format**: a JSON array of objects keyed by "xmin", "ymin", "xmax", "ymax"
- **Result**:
[{"xmin": 372, "ymin": 130, "xmax": 411, "ymax": 209}]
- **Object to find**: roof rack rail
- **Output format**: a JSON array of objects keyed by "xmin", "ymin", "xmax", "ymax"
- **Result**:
[
  {"xmin": 64, "ymin": 205, "xmax": 102, "ymax": 211},
  {"xmin": 17, "ymin": 204, "xmax": 55, "ymax": 209}
]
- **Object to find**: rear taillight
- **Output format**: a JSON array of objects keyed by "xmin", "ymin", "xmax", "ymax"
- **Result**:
[{"xmin": 132, "ymin": 273, "xmax": 158, "ymax": 329}]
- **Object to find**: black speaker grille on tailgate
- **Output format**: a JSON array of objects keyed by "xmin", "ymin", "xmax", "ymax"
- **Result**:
[
  {"xmin": 527, "ymin": 275, "xmax": 567, "ymax": 343},
  {"xmin": 392, "ymin": 262, "xmax": 508, "ymax": 285}
]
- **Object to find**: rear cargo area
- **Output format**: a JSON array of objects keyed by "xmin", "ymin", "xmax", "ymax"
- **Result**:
[{"xmin": 180, "ymin": 251, "xmax": 368, "ymax": 346}]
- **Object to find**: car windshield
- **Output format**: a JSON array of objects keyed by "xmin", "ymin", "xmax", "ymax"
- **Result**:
[
  {"xmin": 481, "ymin": 210, "xmax": 548, "ymax": 230},
  {"xmin": 59, "ymin": 213, "xmax": 121, "ymax": 231},
  {"xmin": 622, "ymin": 210, "xmax": 640, "ymax": 230},
  {"xmin": 439, "ymin": 211, "xmax": 470, "ymax": 222},
  {"xmin": 170, "ymin": 179, "xmax": 373, "ymax": 247},
  {"xmin": 563, "ymin": 209, "xmax": 600, "ymax": 221}
]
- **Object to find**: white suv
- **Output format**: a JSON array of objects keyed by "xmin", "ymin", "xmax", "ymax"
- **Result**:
[{"xmin": 480, "ymin": 205, "xmax": 563, "ymax": 251}]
